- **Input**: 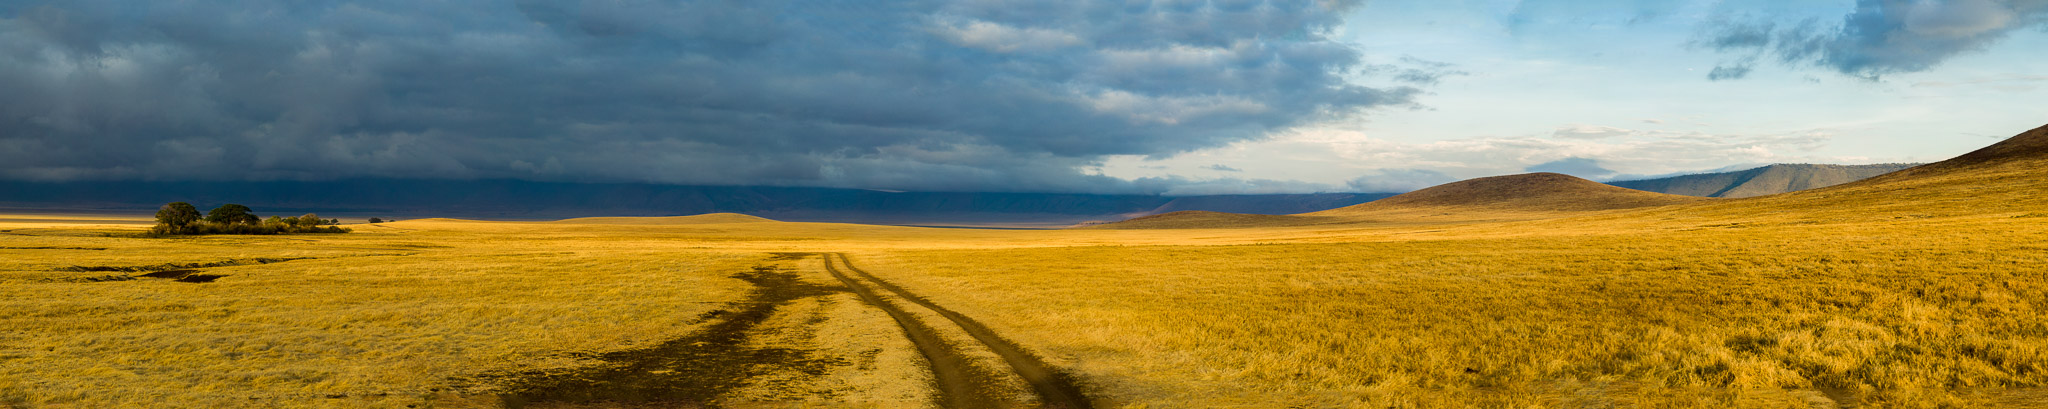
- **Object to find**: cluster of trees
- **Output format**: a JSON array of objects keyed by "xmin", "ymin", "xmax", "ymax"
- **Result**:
[{"xmin": 152, "ymin": 202, "xmax": 351, "ymax": 235}]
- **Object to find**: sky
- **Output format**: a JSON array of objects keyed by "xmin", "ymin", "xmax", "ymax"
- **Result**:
[{"xmin": 1, "ymin": 0, "xmax": 2044, "ymax": 195}]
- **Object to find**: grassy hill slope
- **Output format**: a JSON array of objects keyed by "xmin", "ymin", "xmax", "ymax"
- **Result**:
[
  {"xmin": 1595, "ymin": 124, "xmax": 2048, "ymax": 225},
  {"xmin": 1609, "ymin": 163, "xmax": 1920, "ymax": 198},
  {"xmin": 1080, "ymin": 211, "xmax": 1338, "ymax": 230},
  {"xmin": 1319, "ymin": 172, "xmax": 1709, "ymax": 213},
  {"xmin": 552, "ymin": 213, "xmax": 778, "ymax": 225},
  {"xmin": 1094, "ymin": 173, "xmax": 1709, "ymax": 229}
]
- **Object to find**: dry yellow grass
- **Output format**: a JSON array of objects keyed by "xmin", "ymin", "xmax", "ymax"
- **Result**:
[
  {"xmin": 3, "ymin": 125, "xmax": 2046, "ymax": 407},
  {"xmin": 856, "ymin": 215, "xmax": 2048, "ymax": 407},
  {"xmin": 0, "ymin": 220, "xmax": 772, "ymax": 408}
]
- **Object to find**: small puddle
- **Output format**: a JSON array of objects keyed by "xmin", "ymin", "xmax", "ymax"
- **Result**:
[
  {"xmin": 131, "ymin": 269, "xmax": 227, "ymax": 283},
  {"xmin": 480, "ymin": 256, "xmax": 849, "ymax": 407}
]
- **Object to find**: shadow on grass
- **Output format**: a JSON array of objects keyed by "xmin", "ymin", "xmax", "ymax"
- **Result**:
[{"xmin": 475, "ymin": 255, "xmax": 851, "ymax": 408}]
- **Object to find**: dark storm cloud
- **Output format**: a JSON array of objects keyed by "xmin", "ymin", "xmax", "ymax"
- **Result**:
[
  {"xmin": 1701, "ymin": 0, "xmax": 2048, "ymax": 79},
  {"xmin": 0, "ymin": 0, "xmax": 1413, "ymax": 193}
]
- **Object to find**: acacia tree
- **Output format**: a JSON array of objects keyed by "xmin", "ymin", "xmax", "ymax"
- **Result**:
[
  {"xmin": 297, "ymin": 214, "xmax": 322, "ymax": 227},
  {"xmin": 154, "ymin": 202, "xmax": 202, "ymax": 234},
  {"xmin": 206, "ymin": 204, "xmax": 259, "ymax": 225}
]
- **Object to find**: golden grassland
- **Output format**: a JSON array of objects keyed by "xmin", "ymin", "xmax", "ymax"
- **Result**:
[
  {"xmin": 6, "ymin": 127, "xmax": 2048, "ymax": 408},
  {"xmin": 9, "ymin": 207, "xmax": 2048, "ymax": 407},
  {"xmin": 1, "ymin": 220, "xmax": 772, "ymax": 408},
  {"xmin": 858, "ymin": 217, "xmax": 2048, "ymax": 407}
]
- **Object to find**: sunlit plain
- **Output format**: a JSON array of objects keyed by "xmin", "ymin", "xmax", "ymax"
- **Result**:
[{"xmin": 3, "ymin": 126, "xmax": 2047, "ymax": 408}]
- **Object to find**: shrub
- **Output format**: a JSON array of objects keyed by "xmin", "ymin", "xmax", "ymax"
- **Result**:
[
  {"xmin": 155, "ymin": 202, "xmax": 201, "ymax": 227},
  {"xmin": 205, "ymin": 204, "xmax": 258, "ymax": 225},
  {"xmin": 152, "ymin": 202, "xmax": 203, "ymax": 235},
  {"xmin": 150, "ymin": 203, "xmax": 350, "ymax": 236}
]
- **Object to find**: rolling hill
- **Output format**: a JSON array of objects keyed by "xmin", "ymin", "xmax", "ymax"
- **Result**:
[
  {"xmin": 1078, "ymin": 211, "xmax": 1338, "ymax": 229},
  {"xmin": 551, "ymin": 213, "xmax": 778, "ymax": 225},
  {"xmin": 1607, "ymin": 163, "xmax": 1920, "ymax": 198},
  {"xmin": 1758, "ymin": 124, "xmax": 2047, "ymax": 208},
  {"xmin": 1317, "ymin": 172, "xmax": 1709, "ymax": 213},
  {"xmin": 1550, "ymin": 123, "xmax": 2048, "ymax": 226},
  {"xmin": 1854, "ymin": 123, "xmax": 2048, "ymax": 182},
  {"xmin": 1094, "ymin": 121, "xmax": 2048, "ymax": 231},
  {"xmin": 1094, "ymin": 173, "xmax": 1708, "ymax": 228}
]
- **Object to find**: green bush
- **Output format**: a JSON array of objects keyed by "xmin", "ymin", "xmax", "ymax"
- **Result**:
[
  {"xmin": 155, "ymin": 202, "xmax": 201, "ymax": 227},
  {"xmin": 149, "ymin": 203, "xmax": 350, "ymax": 236},
  {"xmin": 204, "ymin": 204, "xmax": 258, "ymax": 224}
]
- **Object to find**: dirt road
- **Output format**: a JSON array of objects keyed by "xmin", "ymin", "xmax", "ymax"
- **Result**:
[
  {"xmin": 826, "ymin": 253, "xmax": 1094, "ymax": 409},
  {"xmin": 480, "ymin": 252, "xmax": 1095, "ymax": 408}
]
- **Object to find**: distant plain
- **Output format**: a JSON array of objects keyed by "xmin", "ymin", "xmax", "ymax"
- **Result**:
[{"xmin": 4, "ymin": 126, "xmax": 2048, "ymax": 408}]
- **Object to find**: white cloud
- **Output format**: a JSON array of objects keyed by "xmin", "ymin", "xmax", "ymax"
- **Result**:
[
  {"xmin": 932, "ymin": 19, "xmax": 1084, "ymax": 53},
  {"xmin": 1097, "ymin": 43, "xmax": 1240, "ymax": 70},
  {"xmin": 1081, "ymin": 90, "xmax": 1270, "ymax": 125},
  {"xmin": 1552, "ymin": 124, "xmax": 1635, "ymax": 139}
]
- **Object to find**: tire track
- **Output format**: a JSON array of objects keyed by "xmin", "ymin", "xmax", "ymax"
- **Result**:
[
  {"xmin": 819, "ymin": 253, "xmax": 1010, "ymax": 408},
  {"xmin": 476, "ymin": 262, "xmax": 851, "ymax": 407},
  {"xmin": 828, "ymin": 253, "xmax": 1096, "ymax": 409}
]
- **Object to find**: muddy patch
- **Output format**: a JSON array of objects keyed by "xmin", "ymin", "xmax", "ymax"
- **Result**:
[
  {"xmin": 35, "ymin": 274, "xmax": 137, "ymax": 283},
  {"xmin": 138, "ymin": 269, "xmax": 201, "ymax": 279},
  {"xmin": 174, "ymin": 274, "xmax": 226, "ymax": 283},
  {"xmin": 128, "ymin": 269, "xmax": 228, "ymax": 283},
  {"xmin": 377, "ymin": 243, "xmax": 453, "ymax": 249},
  {"xmin": 57, "ymin": 257, "xmax": 311, "ymax": 273},
  {"xmin": 475, "ymin": 255, "xmax": 853, "ymax": 407}
]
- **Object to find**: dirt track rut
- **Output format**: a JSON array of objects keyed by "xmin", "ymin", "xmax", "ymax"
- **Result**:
[
  {"xmin": 819, "ymin": 253, "xmax": 1011, "ymax": 408},
  {"xmin": 826, "ymin": 253, "xmax": 1095, "ymax": 409},
  {"xmin": 481, "ymin": 253, "xmax": 1094, "ymax": 408}
]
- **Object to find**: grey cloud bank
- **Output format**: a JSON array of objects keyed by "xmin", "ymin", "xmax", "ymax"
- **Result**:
[
  {"xmin": 1703, "ymin": 0, "xmax": 2048, "ymax": 79},
  {"xmin": 0, "ymin": 0, "xmax": 1412, "ymax": 194}
]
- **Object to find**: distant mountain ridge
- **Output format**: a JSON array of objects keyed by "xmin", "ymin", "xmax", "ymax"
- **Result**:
[
  {"xmin": 1607, "ymin": 163, "xmax": 1919, "ymax": 198},
  {"xmin": 1095, "ymin": 173, "xmax": 1706, "ymax": 229},
  {"xmin": 1080, "ymin": 123, "xmax": 2048, "ymax": 230},
  {"xmin": 0, "ymin": 179, "xmax": 1395, "ymax": 225}
]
